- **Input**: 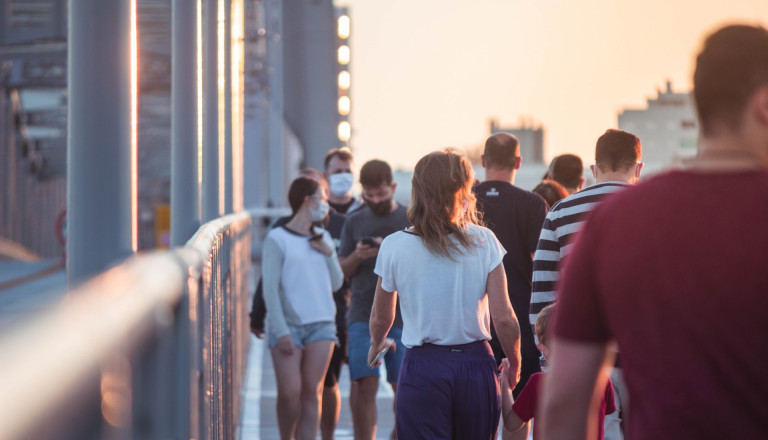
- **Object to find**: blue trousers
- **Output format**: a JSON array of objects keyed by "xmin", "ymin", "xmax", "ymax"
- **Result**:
[{"xmin": 395, "ymin": 341, "xmax": 500, "ymax": 439}]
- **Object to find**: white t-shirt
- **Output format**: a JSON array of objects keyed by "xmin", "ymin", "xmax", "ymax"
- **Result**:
[{"xmin": 374, "ymin": 223, "xmax": 506, "ymax": 348}]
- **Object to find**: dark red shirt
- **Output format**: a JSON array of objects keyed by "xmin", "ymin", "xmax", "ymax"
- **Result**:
[
  {"xmin": 513, "ymin": 372, "xmax": 615, "ymax": 440},
  {"xmin": 555, "ymin": 170, "xmax": 768, "ymax": 439}
]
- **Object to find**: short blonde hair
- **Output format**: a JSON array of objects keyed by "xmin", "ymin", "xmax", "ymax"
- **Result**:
[{"xmin": 535, "ymin": 304, "xmax": 556, "ymax": 348}]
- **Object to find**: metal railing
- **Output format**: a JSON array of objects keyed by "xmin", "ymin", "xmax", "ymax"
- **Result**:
[{"xmin": 0, "ymin": 210, "xmax": 252, "ymax": 440}]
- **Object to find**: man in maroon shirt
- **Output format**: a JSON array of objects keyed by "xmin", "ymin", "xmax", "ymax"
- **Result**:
[{"xmin": 540, "ymin": 24, "xmax": 768, "ymax": 439}]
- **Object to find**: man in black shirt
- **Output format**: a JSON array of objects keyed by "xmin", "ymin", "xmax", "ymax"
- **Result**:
[{"xmin": 474, "ymin": 133, "xmax": 547, "ymax": 407}]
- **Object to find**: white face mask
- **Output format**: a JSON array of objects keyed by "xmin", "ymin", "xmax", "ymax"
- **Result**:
[
  {"xmin": 309, "ymin": 199, "xmax": 330, "ymax": 222},
  {"xmin": 328, "ymin": 172, "xmax": 354, "ymax": 197}
]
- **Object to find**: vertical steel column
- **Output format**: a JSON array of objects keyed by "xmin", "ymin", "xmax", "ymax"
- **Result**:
[
  {"xmin": 223, "ymin": 0, "xmax": 234, "ymax": 214},
  {"xmin": 202, "ymin": 0, "xmax": 222, "ymax": 222},
  {"xmin": 266, "ymin": 0, "xmax": 285, "ymax": 207},
  {"xmin": 67, "ymin": 0, "xmax": 136, "ymax": 287},
  {"xmin": 230, "ymin": 0, "xmax": 245, "ymax": 213},
  {"xmin": 171, "ymin": 0, "xmax": 201, "ymax": 247}
]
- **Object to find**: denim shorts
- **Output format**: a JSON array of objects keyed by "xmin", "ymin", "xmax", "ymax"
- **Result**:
[
  {"xmin": 268, "ymin": 321, "xmax": 337, "ymax": 349},
  {"xmin": 347, "ymin": 321, "xmax": 405, "ymax": 383}
]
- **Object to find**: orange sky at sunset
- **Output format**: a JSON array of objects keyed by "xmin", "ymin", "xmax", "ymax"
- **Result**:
[{"xmin": 341, "ymin": 0, "xmax": 768, "ymax": 170}]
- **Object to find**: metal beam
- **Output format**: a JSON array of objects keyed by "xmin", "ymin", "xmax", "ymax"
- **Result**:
[
  {"xmin": 170, "ymin": 0, "xmax": 201, "ymax": 246},
  {"xmin": 67, "ymin": 0, "xmax": 136, "ymax": 287},
  {"xmin": 202, "ymin": 0, "xmax": 222, "ymax": 222}
]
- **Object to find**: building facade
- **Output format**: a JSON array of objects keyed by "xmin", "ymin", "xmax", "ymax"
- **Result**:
[{"xmin": 618, "ymin": 81, "xmax": 698, "ymax": 173}]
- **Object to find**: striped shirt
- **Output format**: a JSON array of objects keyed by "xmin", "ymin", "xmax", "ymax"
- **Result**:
[{"xmin": 530, "ymin": 182, "xmax": 630, "ymax": 333}]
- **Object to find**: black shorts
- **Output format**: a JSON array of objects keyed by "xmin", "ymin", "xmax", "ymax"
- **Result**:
[{"xmin": 324, "ymin": 298, "xmax": 348, "ymax": 388}]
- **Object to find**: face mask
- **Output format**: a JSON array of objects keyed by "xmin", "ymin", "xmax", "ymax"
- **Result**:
[
  {"xmin": 309, "ymin": 199, "xmax": 329, "ymax": 222},
  {"xmin": 328, "ymin": 172, "xmax": 354, "ymax": 197},
  {"xmin": 366, "ymin": 198, "xmax": 392, "ymax": 217}
]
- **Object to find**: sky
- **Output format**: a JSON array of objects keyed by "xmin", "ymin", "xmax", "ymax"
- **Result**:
[{"xmin": 341, "ymin": 0, "xmax": 768, "ymax": 170}]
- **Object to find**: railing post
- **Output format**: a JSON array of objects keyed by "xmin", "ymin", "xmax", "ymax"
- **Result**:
[
  {"xmin": 171, "ymin": 0, "xmax": 201, "ymax": 246},
  {"xmin": 67, "ymin": 0, "xmax": 137, "ymax": 288}
]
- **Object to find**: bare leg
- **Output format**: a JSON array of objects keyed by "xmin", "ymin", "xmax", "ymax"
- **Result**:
[
  {"xmin": 321, "ymin": 383, "xmax": 341, "ymax": 440},
  {"xmin": 271, "ymin": 345, "xmax": 303, "ymax": 440},
  {"xmin": 350, "ymin": 376, "xmax": 379, "ymax": 440},
  {"xmin": 296, "ymin": 340, "xmax": 334, "ymax": 440}
]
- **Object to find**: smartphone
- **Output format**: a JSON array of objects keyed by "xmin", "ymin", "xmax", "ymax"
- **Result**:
[
  {"xmin": 368, "ymin": 344, "xmax": 390, "ymax": 369},
  {"xmin": 361, "ymin": 237, "xmax": 379, "ymax": 248}
]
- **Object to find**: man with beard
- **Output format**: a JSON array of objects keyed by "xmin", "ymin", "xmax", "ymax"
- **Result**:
[{"xmin": 339, "ymin": 159, "xmax": 410, "ymax": 440}]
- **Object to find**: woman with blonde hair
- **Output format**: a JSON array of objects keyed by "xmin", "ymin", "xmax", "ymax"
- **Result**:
[{"xmin": 368, "ymin": 149, "xmax": 522, "ymax": 438}]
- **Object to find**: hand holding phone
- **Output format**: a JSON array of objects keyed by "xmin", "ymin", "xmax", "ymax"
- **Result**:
[
  {"xmin": 368, "ymin": 338, "xmax": 395, "ymax": 369},
  {"xmin": 361, "ymin": 237, "xmax": 380, "ymax": 248}
]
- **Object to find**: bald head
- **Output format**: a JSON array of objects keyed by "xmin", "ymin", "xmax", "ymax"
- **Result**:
[{"xmin": 483, "ymin": 133, "xmax": 521, "ymax": 170}]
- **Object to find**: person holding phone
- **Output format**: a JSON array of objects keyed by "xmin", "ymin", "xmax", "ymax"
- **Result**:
[
  {"xmin": 369, "ymin": 149, "xmax": 522, "ymax": 439},
  {"xmin": 262, "ymin": 176, "xmax": 344, "ymax": 440},
  {"xmin": 339, "ymin": 159, "xmax": 410, "ymax": 440}
]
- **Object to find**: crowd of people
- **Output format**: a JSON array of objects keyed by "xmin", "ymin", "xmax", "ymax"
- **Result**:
[{"xmin": 250, "ymin": 23, "xmax": 768, "ymax": 440}]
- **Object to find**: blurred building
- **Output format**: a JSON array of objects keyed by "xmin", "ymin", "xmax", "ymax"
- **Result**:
[
  {"xmin": 489, "ymin": 117, "xmax": 545, "ymax": 164},
  {"xmin": 618, "ymin": 81, "xmax": 698, "ymax": 173}
]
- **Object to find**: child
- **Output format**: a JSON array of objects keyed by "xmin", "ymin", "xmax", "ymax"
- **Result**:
[{"xmin": 500, "ymin": 304, "xmax": 616, "ymax": 439}]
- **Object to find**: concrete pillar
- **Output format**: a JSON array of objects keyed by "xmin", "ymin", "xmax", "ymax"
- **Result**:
[
  {"xmin": 170, "ymin": 0, "xmax": 201, "ymax": 247},
  {"xmin": 67, "ymin": 0, "xmax": 136, "ymax": 287}
]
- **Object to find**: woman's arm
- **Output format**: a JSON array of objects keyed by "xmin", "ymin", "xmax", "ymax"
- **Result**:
[
  {"xmin": 368, "ymin": 277, "xmax": 397, "ymax": 365},
  {"xmin": 310, "ymin": 231, "xmax": 344, "ymax": 291},
  {"xmin": 262, "ymin": 236, "xmax": 292, "ymax": 353},
  {"xmin": 487, "ymin": 263, "xmax": 522, "ymax": 387}
]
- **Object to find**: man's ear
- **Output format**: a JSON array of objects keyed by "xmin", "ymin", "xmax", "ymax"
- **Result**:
[
  {"xmin": 635, "ymin": 162, "xmax": 644, "ymax": 179},
  {"xmin": 754, "ymin": 85, "xmax": 768, "ymax": 127},
  {"xmin": 514, "ymin": 156, "xmax": 522, "ymax": 170},
  {"xmin": 481, "ymin": 154, "xmax": 486, "ymax": 168},
  {"xmin": 590, "ymin": 165, "xmax": 597, "ymax": 181},
  {"xmin": 390, "ymin": 182, "xmax": 397, "ymax": 195}
]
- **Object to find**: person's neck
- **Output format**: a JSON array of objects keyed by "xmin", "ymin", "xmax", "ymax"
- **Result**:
[
  {"xmin": 484, "ymin": 168, "xmax": 516, "ymax": 185},
  {"xmin": 286, "ymin": 212, "xmax": 313, "ymax": 235},
  {"xmin": 692, "ymin": 133, "xmax": 768, "ymax": 171},
  {"xmin": 328, "ymin": 192, "xmax": 352, "ymax": 205},
  {"xmin": 387, "ymin": 200, "xmax": 399, "ymax": 214},
  {"xmin": 596, "ymin": 173, "xmax": 635, "ymax": 185}
]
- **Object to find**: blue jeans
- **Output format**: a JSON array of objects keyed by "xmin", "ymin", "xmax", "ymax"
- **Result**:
[{"xmin": 347, "ymin": 321, "xmax": 405, "ymax": 383}]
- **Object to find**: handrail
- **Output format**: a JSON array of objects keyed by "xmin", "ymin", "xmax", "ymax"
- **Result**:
[{"xmin": 0, "ymin": 210, "xmax": 252, "ymax": 440}]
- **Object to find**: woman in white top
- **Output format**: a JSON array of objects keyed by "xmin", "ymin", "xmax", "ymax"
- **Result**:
[
  {"xmin": 262, "ymin": 176, "xmax": 344, "ymax": 440},
  {"xmin": 368, "ymin": 149, "xmax": 522, "ymax": 439}
]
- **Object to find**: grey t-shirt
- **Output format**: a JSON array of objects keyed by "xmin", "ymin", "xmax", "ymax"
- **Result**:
[{"xmin": 339, "ymin": 204, "xmax": 410, "ymax": 326}]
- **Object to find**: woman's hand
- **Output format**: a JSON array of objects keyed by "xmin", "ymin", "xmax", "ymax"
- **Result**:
[
  {"xmin": 276, "ymin": 334, "xmax": 294, "ymax": 355},
  {"xmin": 310, "ymin": 236, "xmax": 334, "ymax": 256},
  {"xmin": 499, "ymin": 357, "xmax": 521, "ymax": 390},
  {"xmin": 367, "ymin": 338, "xmax": 396, "ymax": 369},
  {"xmin": 499, "ymin": 358, "xmax": 520, "ymax": 390}
]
